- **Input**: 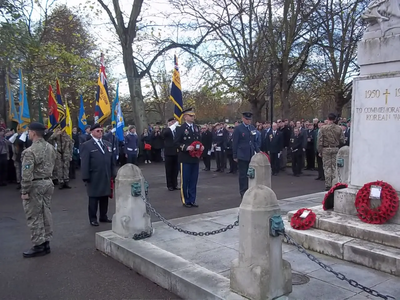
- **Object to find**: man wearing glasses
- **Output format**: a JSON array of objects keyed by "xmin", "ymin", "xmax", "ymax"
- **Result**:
[{"xmin": 80, "ymin": 124, "xmax": 116, "ymax": 226}]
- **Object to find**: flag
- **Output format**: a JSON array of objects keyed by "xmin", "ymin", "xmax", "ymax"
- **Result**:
[
  {"xmin": 65, "ymin": 101, "xmax": 72, "ymax": 137},
  {"xmin": 94, "ymin": 53, "xmax": 111, "ymax": 124},
  {"xmin": 56, "ymin": 79, "xmax": 66, "ymax": 129},
  {"xmin": 169, "ymin": 55, "xmax": 183, "ymax": 123},
  {"xmin": 78, "ymin": 95, "xmax": 87, "ymax": 132},
  {"xmin": 112, "ymin": 83, "xmax": 124, "ymax": 141},
  {"xmin": 18, "ymin": 70, "xmax": 30, "ymax": 129},
  {"xmin": 6, "ymin": 73, "xmax": 19, "ymax": 124},
  {"xmin": 47, "ymin": 85, "xmax": 59, "ymax": 128}
]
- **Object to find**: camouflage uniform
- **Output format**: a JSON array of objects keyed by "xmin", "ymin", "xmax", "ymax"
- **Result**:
[
  {"xmin": 317, "ymin": 123, "xmax": 345, "ymax": 189},
  {"xmin": 21, "ymin": 138, "xmax": 56, "ymax": 246},
  {"xmin": 48, "ymin": 131, "xmax": 73, "ymax": 184}
]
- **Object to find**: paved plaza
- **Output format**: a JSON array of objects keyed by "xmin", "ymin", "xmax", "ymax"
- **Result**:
[{"xmin": 3, "ymin": 162, "xmax": 396, "ymax": 300}]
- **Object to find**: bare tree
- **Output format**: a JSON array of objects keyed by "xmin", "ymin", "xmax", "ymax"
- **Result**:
[
  {"xmin": 96, "ymin": 0, "xmax": 211, "ymax": 134},
  {"xmin": 313, "ymin": 0, "xmax": 367, "ymax": 116}
]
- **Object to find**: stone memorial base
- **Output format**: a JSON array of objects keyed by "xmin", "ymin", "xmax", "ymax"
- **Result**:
[{"xmin": 285, "ymin": 205, "xmax": 400, "ymax": 276}]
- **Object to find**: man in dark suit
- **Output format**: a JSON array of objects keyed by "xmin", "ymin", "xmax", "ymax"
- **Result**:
[
  {"xmin": 305, "ymin": 123, "xmax": 315, "ymax": 170},
  {"xmin": 174, "ymin": 108, "xmax": 204, "ymax": 207},
  {"xmin": 80, "ymin": 124, "xmax": 116, "ymax": 226},
  {"xmin": 225, "ymin": 125, "xmax": 237, "ymax": 174},
  {"xmin": 162, "ymin": 117, "xmax": 179, "ymax": 191},
  {"xmin": 212, "ymin": 122, "xmax": 227, "ymax": 172},
  {"xmin": 200, "ymin": 125, "xmax": 213, "ymax": 171},
  {"xmin": 266, "ymin": 122, "xmax": 283, "ymax": 175},
  {"xmin": 232, "ymin": 112, "xmax": 260, "ymax": 199},
  {"xmin": 79, "ymin": 125, "xmax": 91, "ymax": 146},
  {"xmin": 290, "ymin": 127, "xmax": 304, "ymax": 176}
]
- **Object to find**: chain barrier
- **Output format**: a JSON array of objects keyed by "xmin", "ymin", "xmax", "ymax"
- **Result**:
[
  {"xmin": 282, "ymin": 231, "xmax": 396, "ymax": 300},
  {"xmin": 141, "ymin": 195, "xmax": 239, "ymax": 236}
]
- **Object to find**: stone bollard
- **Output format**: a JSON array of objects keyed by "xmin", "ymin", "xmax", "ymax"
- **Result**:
[
  {"xmin": 248, "ymin": 152, "xmax": 271, "ymax": 189},
  {"xmin": 112, "ymin": 164, "xmax": 152, "ymax": 238},
  {"xmin": 332, "ymin": 146, "xmax": 350, "ymax": 186},
  {"xmin": 230, "ymin": 185, "xmax": 292, "ymax": 300}
]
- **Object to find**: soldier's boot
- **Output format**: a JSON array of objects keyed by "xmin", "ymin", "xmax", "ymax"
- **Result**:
[
  {"xmin": 63, "ymin": 182, "xmax": 71, "ymax": 189},
  {"xmin": 59, "ymin": 182, "xmax": 64, "ymax": 189},
  {"xmin": 52, "ymin": 179, "xmax": 59, "ymax": 185},
  {"xmin": 16, "ymin": 183, "xmax": 21, "ymax": 190},
  {"xmin": 23, "ymin": 245, "xmax": 46, "ymax": 258},
  {"xmin": 42, "ymin": 241, "xmax": 51, "ymax": 254}
]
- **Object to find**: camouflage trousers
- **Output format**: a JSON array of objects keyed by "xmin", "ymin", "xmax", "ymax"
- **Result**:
[
  {"xmin": 14, "ymin": 161, "xmax": 21, "ymax": 183},
  {"xmin": 22, "ymin": 180, "xmax": 54, "ymax": 246},
  {"xmin": 56, "ymin": 154, "xmax": 70, "ymax": 184},
  {"xmin": 322, "ymin": 147, "xmax": 339, "ymax": 189}
]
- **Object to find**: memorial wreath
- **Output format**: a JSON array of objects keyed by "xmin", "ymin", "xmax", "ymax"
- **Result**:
[
  {"xmin": 189, "ymin": 141, "xmax": 204, "ymax": 158},
  {"xmin": 322, "ymin": 182, "xmax": 348, "ymax": 210},
  {"xmin": 290, "ymin": 208, "xmax": 316, "ymax": 230},
  {"xmin": 260, "ymin": 151, "xmax": 271, "ymax": 163},
  {"xmin": 355, "ymin": 181, "xmax": 399, "ymax": 224}
]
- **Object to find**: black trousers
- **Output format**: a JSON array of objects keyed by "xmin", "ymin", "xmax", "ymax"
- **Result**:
[
  {"xmin": 238, "ymin": 159, "xmax": 250, "ymax": 198},
  {"xmin": 152, "ymin": 149, "xmax": 162, "ymax": 162},
  {"xmin": 88, "ymin": 196, "xmax": 109, "ymax": 222},
  {"xmin": 0, "ymin": 154, "xmax": 8, "ymax": 184},
  {"xmin": 226, "ymin": 152, "xmax": 237, "ymax": 173},
  {"xmin": 127, "ymin": 153, "xmax": 138, "ymax": 165},
  {"xmin": 270, "ymin": 152, "xmax": 280, "ymax": 174},
  {"xmin": 165, "ymin": 155, "xmax": 179, "ymax": 188},
  {"xmin": 203, "ymin": 155, "xmax": 210, "ymax": 170},
  {"xmin": 215, "ymin": 151, "xmax": 224, "ymax": 171},
  {"xmin": 306, "ymin": 148, "xmax": 315, "ymax": 169},
  {"xmin": 316, "ymin": 152, "xmax": 324, "ymax": 178},
  {"xmin": 292, "ymin": 151, "xmax": 302, "ymax": 175}
]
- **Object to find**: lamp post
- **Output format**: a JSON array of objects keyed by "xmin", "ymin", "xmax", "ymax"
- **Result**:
[{"xmin": 269, "ymin": 62, "xmax": 274, "ymax": 122}]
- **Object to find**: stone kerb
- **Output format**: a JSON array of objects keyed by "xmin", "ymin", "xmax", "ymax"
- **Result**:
[
  {"xmin": 230, "ymin": 185, "xmax": 292, "ymax": 300},
  {"xmin": 112, "ymin": 163, "xmax": 152, "ymax": 238},
  {"xmin": 332, "ymin": 146, "xmax": 350, "ymax": 186},
  {"xmin": 248, "ymin": 153, "xmax": 271, "ymax": 189}
]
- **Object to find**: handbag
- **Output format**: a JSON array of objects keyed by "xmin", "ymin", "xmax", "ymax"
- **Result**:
[{"xmin": 144, "ymin": 143, "xmax": 151, "ymax": 150}]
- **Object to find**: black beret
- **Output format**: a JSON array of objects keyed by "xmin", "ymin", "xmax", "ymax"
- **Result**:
[
  {"xmin": 328, "ymin": 113, "xmax": 337, "ymax": 120},
  {"xmin": 168, "ymin": 117, "xmax": 175, "ymax": 122},
  {"xmin": 85, "ymin": 125, "xmax": 91, "ymax": 130},
  {"xmin": 242, "ymin": 112, "xmax": 253, "ymax": 120},
  {"xmin": 90, "ymin": 123, "xmax": 101, "ymax": 131},
  {"xmin": 28, "ymin": 122, "xmax": 46, "ymax": 131},
  {"xmin": 182, "ymin": 108, "xmax": 195, "ymax": 115}
]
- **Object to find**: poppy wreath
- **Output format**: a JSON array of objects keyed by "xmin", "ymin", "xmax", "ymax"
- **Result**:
[
  {"xmin": 260, "ymin": 151, "xmax": 271, "ymax": 163},
  {"xmin": 290, "ymin": 208, "xmax": 317, "ymax": 230},
  {"xmin": 322, "ymin": 183, "xmax": 348, "ymax": 210},
  {"xmin": 355, "ymin": 181, "xmax": 399, "ymax": 224},
  {"xmin": 189, "ymin": 141, "xmax": 204, "ymax": 158}
]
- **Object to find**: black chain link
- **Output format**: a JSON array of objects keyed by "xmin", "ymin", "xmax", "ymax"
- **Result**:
[
  {"xmin": 282, "ymin": 232, "xmax": 397, "ymax": 300},
  {"xmin": 141, "ymin": 195, "xmax": 239, "ymax": 236},
  {"xmin": 133, "ymin": 231, "xmax": 152, "ymax": 240}
]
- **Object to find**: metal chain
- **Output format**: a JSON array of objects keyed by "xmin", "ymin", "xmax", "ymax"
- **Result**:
[
  {"xmin": 133, "ymin": 231, "xmax": 152, "ymax": 240},
  {"xmin": 141, "ymin": 195, "xmax": 239, "ymax": 236},
  {"xmin": 283, "ymin": 232, "xmax": 396, "ymax": 300}
]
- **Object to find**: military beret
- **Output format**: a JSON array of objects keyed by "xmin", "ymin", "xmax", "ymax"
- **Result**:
[
  {"xmin": 182, "ymin": 108, "xmax": 195, "ymax": 115},
  {"xmin": 242, "ymin": 112, "xmax": 253, "ymax": 120},
  {"xmin": 28, "ymin": 122, "xmax": 46, "ymax": 131},
  {"xmin": 328, "ymin": 113, "xmax": 337, "ymax": 120},
  {"xmin": 167, "ymin": 117, "xmax": 175, "ymax": 122},
  {"xmin": 90, "ymin": 123, "xmax": 101, "ymax": 131},
  {"xmin": 318, "ymin": 120, "xmax": 324, "ymax": 124},
  {"xmin": 85, "ymin": 125, "xmax": 91, "ymax": 131}
]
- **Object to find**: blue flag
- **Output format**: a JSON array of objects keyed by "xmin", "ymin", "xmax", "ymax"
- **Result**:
[
  {"xmin": 112, "ymin": 84, "xmax": 124, "ymax": 141},
  {"xmin": 78, "ymin": 95, "xmax": 87, "ymax": 132},
  {"xmin": 169, "ymin": 55, "xmax": 183, "ymax": 123},
  {"xmin": 6, "ymin": 73, "xmax": 19, "ymax": 124},
  {"xmin": 18, "ymin": 70, "xmax": 30, "ymax": 129}
]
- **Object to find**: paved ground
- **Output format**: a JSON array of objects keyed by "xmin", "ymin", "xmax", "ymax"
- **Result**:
[{"xmin": 0, "ymin": 161, "xmax": 324, "ymax": 300}]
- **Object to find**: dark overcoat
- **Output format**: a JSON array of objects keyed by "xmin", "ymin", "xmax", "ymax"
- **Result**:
[{"xmin": 80, "ymin": 138, "xmax": 116, "ymax": 197}]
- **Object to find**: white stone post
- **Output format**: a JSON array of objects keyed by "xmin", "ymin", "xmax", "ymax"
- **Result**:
[
  {"xmin": 332, "ymin": 145, "xmax": 350, "ymax": 186},
  {"xmin": 248, "ymin": 152, "xmax": 271, "ymax": 189},
  {"xmin": 112, "ymin": 164, "xmax": 152, "ymax": 238},
  {"xmin": 230, "ymin": 185, "xmax": 292, "ymax": 300}
]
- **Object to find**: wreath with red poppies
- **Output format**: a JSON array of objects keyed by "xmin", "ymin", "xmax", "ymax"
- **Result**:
[
  {"xmin": 355, "ymin": 181, "xmax": 399, "ymax": 224},
  {"xmin": 290, "ymin": 208, "xmax": 316, "ymax": 230},
  {"xmin": 322, "ymin": 183, "xmax": 348, "ymax": 210},
  {"xmin": 260, "ymin": 151, "xmax": 271, "ymax": 163},
  {"xmin": 189, "ymin": 141, "xmax": 204, "ymax": 158}
]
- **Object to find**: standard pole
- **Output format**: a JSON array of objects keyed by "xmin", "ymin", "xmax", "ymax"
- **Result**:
[{"xmin": 269, "ymin": 63, "xmax": 274, "ymax": 122}]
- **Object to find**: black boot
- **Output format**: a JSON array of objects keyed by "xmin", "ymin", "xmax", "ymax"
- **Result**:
[
  {"xmin": 23, "ymin": 245, "xmax": 46, "ymax": 258},
  {"xmin": 63, "ymin": 182, "xmax": 71, "ymax": 189},
  {"xmin": 42, "ymin": 241, "xmax": 51, "ymax": 254}
]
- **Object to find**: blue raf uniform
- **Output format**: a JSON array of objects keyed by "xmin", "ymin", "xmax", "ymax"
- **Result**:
[
  {"xmin": 173, "ymin": 108, "xmax": 201, "ymax": 208},
  {"xmin": 232, "ymin": 112, "xmax": 260, "ymax": 198},
  {"xmin": 124, "ymin": 125, "xmax": 138, "ymax": 165}
]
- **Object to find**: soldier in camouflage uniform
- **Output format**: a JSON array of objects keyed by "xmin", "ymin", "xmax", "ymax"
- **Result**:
[
  {"xmin": 48, "ymin": 128, "xmax": 74, "ymax": 189},
  {"xmin": 317, "ymin": 113, "xmax": 345, "ymax": 191},
  {"xmin": 21, "ymin": 122, "xmax": 56, "ymax": 258}
]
